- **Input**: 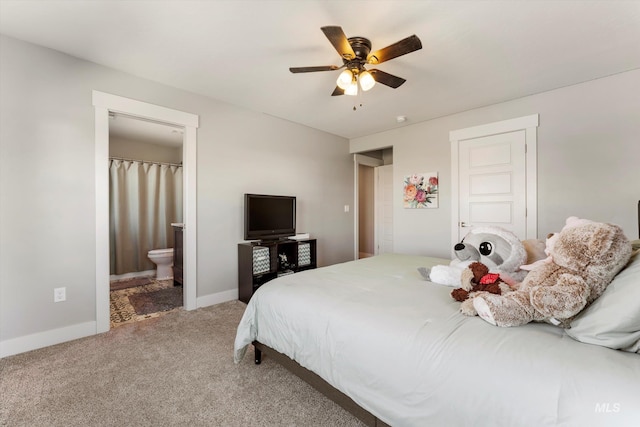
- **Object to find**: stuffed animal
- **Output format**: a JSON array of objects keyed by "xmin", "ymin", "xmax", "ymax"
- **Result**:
[
  {"xmin": 520, "ymin": 217, "xmax": 595, "ymax": 271},
  {"xmin": 472, "ymin": 219, "xmax": 632, "ymax": 328},
  {"xmin": 452, "ymin": 261, "xmax": 514, "ymax": 316},
  {"xmin": 423, "ymin": 226, "xmax": 530, "ymax": 287},
  {"xmin": 519, "ymin": 234, "xmax": 554, "ymax": 271},
  {"xmin": 452, "ymin": 262, "xmax": 502, "ymax": 302},
  {"xmin": 520, "ymin": 237, "xmax": 549, "ymax": 271},
  {"xmin": 419, "ymin": 258, "xmax": 473, "ymax": 286}
]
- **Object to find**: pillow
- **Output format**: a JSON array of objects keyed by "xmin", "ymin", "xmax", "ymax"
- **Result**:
[{"xmin": 567, "ymin": 249, "xmax": 640, "ymax": 352}]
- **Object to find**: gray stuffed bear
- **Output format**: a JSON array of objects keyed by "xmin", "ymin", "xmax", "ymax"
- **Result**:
[{"xmin": 420, "ymin": 226, "xmax": 530, "ymax": 288}]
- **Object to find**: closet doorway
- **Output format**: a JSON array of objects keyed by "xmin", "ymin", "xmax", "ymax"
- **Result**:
[
  {"xmin": 354, "ymin": 149, "xmax": 393, "ymax": 259},
  {"xmin": 93, "ymin": 91, "xmax": 199, "ymax": 334}
]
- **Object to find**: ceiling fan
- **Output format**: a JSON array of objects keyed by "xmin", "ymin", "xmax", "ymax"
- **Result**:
[{"xmin": 289, "ymin": 26, "xmax": 422, "ymax": 96}]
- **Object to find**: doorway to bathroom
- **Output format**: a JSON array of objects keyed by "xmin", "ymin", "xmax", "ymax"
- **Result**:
[
  {"xmin": 108, "ymin": 114, "xmax": 184, "ymax": 327},
  {"xmin": 93, "ymin": 91, "xmax": 199, "ymax": 334}
]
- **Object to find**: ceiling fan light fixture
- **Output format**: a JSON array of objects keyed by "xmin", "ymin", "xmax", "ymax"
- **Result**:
[
  {"xmin": 359, "ymin": 70, "xmax": 375, "ymax": 91},
  {"xmin": 290, "ymin": 26, "xmax": 422, "ymax": 98},
  {"xmin": 345, "ymin": 79, "xmax": 358, "ymax": 96},
  {"xmin": 336, "ymin": 69, "xmax": 353, "ymax": 90}
]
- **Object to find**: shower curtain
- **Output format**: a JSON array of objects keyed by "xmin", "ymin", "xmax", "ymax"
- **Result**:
[{"xmin": 109, "ymin": 159, "xmax": 183, "ymax": 275}]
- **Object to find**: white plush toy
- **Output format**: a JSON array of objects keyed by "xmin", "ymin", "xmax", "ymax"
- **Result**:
[
  {"xmin": 425, "ymin": 259, "xmax": 474, "ymax": 287},
  {"xmin": 421, "ymin": 226, "xmax": 529, "ymax": 288}
]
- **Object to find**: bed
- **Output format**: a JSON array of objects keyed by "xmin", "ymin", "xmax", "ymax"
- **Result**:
[{"xmin": 234, "ymin": 249, "xmax": 640, "ymax": 427}]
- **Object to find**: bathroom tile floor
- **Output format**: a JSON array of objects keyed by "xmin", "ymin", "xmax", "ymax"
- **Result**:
[{"xmin": 110, "ymin": 278, "xmax": 183, "ymax": 328}]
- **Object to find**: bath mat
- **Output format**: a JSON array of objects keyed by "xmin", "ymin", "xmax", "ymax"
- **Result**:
[
  {"xmin": 110, "ymin": 276, "xmax": 152, "ymax": 291},
  {"xmin": 128, "ymin": 287, "xmax": 183, "ymax": 315}
]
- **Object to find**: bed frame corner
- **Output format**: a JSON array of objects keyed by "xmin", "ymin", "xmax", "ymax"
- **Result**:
[{"xmin": 251, "ymin": 341, "xmax": 391, "ymax": 427}]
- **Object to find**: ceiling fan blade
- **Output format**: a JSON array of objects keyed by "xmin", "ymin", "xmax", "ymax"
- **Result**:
[
  {"xmin": 321, "ymin": 26, "xmax": 357, "ymax": 60},
  {"xmin": 370, "ymin": 69, "xmax": 406, "ymax": 88},
  {"xmin": 367, "ymin": 34, "xmax": 422, "ymax": 64},
  {"xmin": 331, "ymin": 86, "xmax": 345, "ymax": 96},
  {"xmin": 289, "ymin": 65, "xmax": 340, "ymax": 73}
]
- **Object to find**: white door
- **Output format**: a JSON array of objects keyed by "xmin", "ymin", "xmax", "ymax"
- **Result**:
[
  {"xmin": 458, "ymin": 131, "xmax": 526, "ymax": 240},
  {"xmin": 450, "ymin": 114, "xmax": 538, "ymax": 249},
  {"xmin": 375, "ymin": 165, "xmax": 394, "ymax": 254}
]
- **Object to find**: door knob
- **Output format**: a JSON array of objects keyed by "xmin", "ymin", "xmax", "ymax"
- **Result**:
[{"xmin": 460, "ymin": 221, "xmax": 471, "ymax": 227}]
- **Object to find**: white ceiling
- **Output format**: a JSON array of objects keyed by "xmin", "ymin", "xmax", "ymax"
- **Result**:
[{"xmin": 1, "ymin": 0, "xmax": 639, "ymax": 140}]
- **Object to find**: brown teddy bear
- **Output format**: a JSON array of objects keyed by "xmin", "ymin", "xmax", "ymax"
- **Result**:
[
  {"xmin": 451, "ymin": 262, "xmax": 503, "ymax": 302},
  {"xmin": 471, "ymin": 219, "xmax": 632, "ymax": 328},
  {"xmin": 452, "ymin": 261, "xmax": 514, "ymax": 316}
]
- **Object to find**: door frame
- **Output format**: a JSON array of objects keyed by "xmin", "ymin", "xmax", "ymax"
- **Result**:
[
  {"xmin": 374, "ymin": 164, "xmax": 393, "ymax": 255},
  {"xmin": 450, "ymin": 114, "xmax": 538, "ymax": 253},
  {"xmin": 93, "ymin": 91, "xmax": 199, "ymax": 334},
  {"xmin": 353, "ymin": 154, "xmax": 384, "ymax": 260}
]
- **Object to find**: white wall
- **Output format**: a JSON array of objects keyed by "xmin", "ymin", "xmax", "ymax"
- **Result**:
[
  {"xmin": 0, "ymin": 35, "xmax": 353, "ymax": 354},
  {"xmin": 351, "ymin": 69, "xmax": 640, "ymax": 258}
]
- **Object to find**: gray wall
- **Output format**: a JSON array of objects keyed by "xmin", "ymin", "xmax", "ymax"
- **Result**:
[
  {"xmin": 0, "ymin": 35, "xmax": 354, "ymax": 347},
  {"xmin": 351, "ymin": 69, "xmax": 640, "ymax": 258}
]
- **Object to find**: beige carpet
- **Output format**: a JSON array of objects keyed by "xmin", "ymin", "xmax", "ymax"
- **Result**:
[{"xmin": 0, "ymin": 300, "xmax": 364, "ymax": 427}]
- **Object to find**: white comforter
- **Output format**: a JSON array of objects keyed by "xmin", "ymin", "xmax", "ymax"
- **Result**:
[{"xmin": 234, "ymin": 254, "xmax": 640, "ymax": 427}]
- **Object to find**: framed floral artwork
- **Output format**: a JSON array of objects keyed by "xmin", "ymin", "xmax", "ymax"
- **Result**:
[{"xmin": 403, "ymin": 173, "xmax": 438, "ymax": 208}]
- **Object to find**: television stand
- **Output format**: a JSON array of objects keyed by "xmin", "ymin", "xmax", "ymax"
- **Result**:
[{"xmin": 238, "ymin": 238, "xmax": 317, "ymax": 303}]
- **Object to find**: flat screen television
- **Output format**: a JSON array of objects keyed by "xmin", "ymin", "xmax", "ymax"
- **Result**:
[{"xmin": 244, "ymin": 193, "xmax": 296, "ymax": 241}]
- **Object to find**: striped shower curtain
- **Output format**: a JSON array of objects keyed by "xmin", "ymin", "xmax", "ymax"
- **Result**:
[{"xmin": 109, "ymin": 159, "xmax": 183, "ymax": 275}]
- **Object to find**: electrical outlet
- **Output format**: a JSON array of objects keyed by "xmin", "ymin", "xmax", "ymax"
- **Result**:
[{"xmin": 54, "ymin": 287, "xmax": 66, "ymax": 302}]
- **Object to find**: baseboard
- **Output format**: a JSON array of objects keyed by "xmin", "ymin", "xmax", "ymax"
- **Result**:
[
  {"xmin": 0, "ymin": 321, "xmax": 96, "ymax": 358},
  {"xmin": 196, "ymin": 288, "xmax": 238, "ymax": 309}
]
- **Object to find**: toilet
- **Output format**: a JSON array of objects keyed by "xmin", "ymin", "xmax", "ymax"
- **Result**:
[{"xmin": 147, "ymin": 248, "xmax": 174, "ymax": 279}]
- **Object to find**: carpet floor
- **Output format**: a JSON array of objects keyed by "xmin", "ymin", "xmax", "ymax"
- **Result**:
[
  {"xmin": 0, "ymin": 301, "xmax": 364, "ymax": 427},
  {"xmin": 110, "ymin": 278, "xmax": 182, "ymax": 328}
]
